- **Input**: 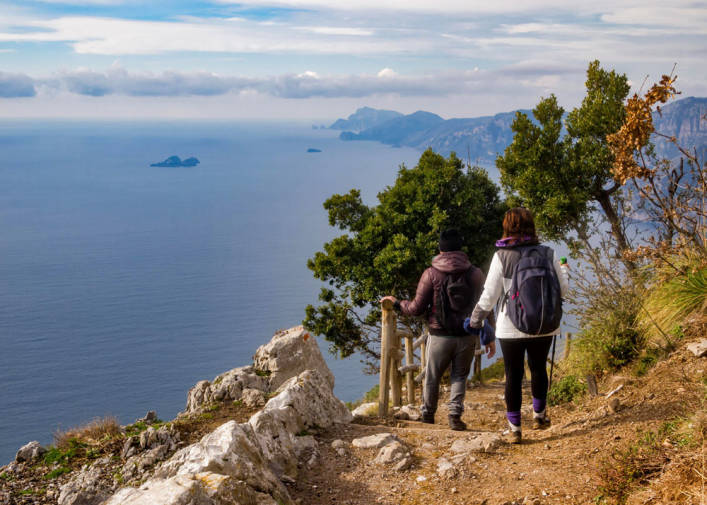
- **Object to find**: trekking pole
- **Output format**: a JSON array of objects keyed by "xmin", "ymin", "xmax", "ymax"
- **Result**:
[
  {"xmin": 549, "ymin": 256, "xmax": 568, "ymax": 390},
  {"xmin": 549, "ymin": 334, "xmax": 557, "ymax": 390}
]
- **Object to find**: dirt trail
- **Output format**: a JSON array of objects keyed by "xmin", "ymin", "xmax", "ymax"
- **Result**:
[{"xmin": 289, "ymin": 342, "xmax": 706, "ymax": 505}]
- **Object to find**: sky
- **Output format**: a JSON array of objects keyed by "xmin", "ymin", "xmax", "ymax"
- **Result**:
[{"xmin": 0, "ymin": 0, "xmax": 705, "ymax": 120}]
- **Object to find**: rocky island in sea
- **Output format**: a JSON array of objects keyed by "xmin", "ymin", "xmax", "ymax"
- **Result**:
[
  {"xmin": 307, "ymin": 148, "xmax": 322, "ymax": 153},
  {"xmin": 150, "ymin": 156, "xmax": 200, "ymax": 167}
]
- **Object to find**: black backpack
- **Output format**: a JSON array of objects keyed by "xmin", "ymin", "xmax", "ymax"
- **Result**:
[
  {"xmin": 504, "ymin": 246, "xmax": 562, "ymax": 335},
  {"xmin": 434, "ymin": 267, "xmax": 478, "ymax": 335}
]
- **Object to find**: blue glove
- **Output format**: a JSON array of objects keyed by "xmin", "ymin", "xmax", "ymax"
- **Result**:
[
  {"xmin": 480, "ymin": 320, "xmax": 496, "ymax": 346},
  {"xmin": 463, "ymin": 317, "xmax": 480, "ymax": 336}
]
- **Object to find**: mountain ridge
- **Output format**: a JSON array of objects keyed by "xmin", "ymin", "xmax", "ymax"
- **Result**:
[{"xmin": 331, "ymin": 96, "xmax": 706, "ymax": 165}]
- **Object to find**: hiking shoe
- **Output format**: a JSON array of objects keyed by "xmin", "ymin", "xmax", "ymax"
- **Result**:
[
  {"xmin": 504, "ymin": 421, "xmax": 522, "ymax": 444},
  {"xmin": 504, "ymin": 430, "xmax": 522, "ymax": 444},
  {"xmin": 421, "ymin": 413, "xmax": 435, "ymax": 424},
  {"xmin": 532, "ymin": 415, "xmax": 551, "ymax": 430},
  {"xmin": 448, "ymin": 415, "xmax": 467, "ymax": 431}
]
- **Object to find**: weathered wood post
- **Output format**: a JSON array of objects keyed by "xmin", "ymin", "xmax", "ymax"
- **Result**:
[
  {"xmin": 390, "ymin": 335, "xmax": 402, "ymax": 408},
  {"xmin": 379, "ymin": 299, "xmax": 395, "ymax": 417},
  {"xmin": 404, "ymin": 334, "xmax": 415, "ymax": 404},
  {"xmin": 563, "ymin": 332, "xmax": 572, "ymax": 360}
]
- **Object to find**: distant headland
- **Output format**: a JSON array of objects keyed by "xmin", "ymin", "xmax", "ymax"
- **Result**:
[
  {"xmin": 307, "ymin": 148, "xmax": 322, "ymax": 153},
  {"xmin": 150, "ymin": 156, "xmax": 200, "ymax": 167}
]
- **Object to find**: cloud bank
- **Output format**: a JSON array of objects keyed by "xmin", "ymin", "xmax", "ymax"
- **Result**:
[{"xmin": 0, "ymin": 64, "xmax": 585, "ymax": 101}]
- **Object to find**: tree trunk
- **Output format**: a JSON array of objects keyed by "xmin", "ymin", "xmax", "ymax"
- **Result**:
[{"xmin": 595, "ymin": 189, "xmax": 635, "ymax": 271}]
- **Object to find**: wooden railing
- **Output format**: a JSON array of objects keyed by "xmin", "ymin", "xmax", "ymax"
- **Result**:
[{"xmin": 378, "ymin": 299, "xmax": 427, "ymax": 417}]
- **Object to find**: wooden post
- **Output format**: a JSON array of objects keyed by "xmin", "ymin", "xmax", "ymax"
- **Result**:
[
  {"xmin": 563, "ymin": 332, "xmax": 572, "ymax": 360},
  {"xmin": 390, "ymin": 338, "xmax": 402, "ymax": 408},
  {"xmin": 379, "ymin": 299, "xmax": 395, "ymax": 417},
  {"xmin": 404, "ymin": 335, "xmax": 415, "ymax": 404}
]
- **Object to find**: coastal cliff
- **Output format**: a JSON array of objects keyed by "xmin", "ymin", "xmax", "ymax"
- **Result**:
[{"xmin": 2, "ymin": 327, "xmax": 705, "ymax": 505}]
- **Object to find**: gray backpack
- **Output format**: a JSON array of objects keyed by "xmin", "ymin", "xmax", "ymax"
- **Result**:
[{"xmin": 504, "ymin": 246, "xmax": 562, "ymax": 335}]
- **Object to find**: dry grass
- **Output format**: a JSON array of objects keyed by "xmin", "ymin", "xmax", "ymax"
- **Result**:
[{"xmin": 53, "ymin": 416, "xmax": 122, "ymax": 449}]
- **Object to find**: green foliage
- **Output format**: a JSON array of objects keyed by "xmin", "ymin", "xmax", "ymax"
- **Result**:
[
  {"xmin": 295, "ymin": 429, "xmax": 311, "ymax": 437},
  {"xmin": 640, "ymin": 265, "xmax": 707, "ymax": 347},
  {"xmin": 633, "ymin": 347, "xmax": 661, "ymax": 377},
  {"xmin": 254, "ymin": 369, "xmax": 271, "ymax": 377},
  {"xmin": 547, "ymin": 375, "xmax": 586, "ymax": 405},
  {"xmin": 497, "ymin": 60, "xmax": 631, "ymax": 254},
  {"xmin": 345, "ymin": 384, "xmax": 380, "ymax": 410},
  {"xmin": 570, "ymin": 283, "xmax": 643, "ymax": 376},
  {"xmin": 305, "ymin": 149, "xmax": 505, "ymax": 362},
  {"xmin": 43, "ymin": 439, "xmax": 85, "ymax": 466},
  {"xmin": 0, "ymin": 472, "xmax": 13, "ymax": 481},
  {"xmin": 480, "ymin": 358, "xmax": 505, "ymax": 382},
  {"xmin": 44, "ymin": 467, "xmax": 71, "ymax": 480}
]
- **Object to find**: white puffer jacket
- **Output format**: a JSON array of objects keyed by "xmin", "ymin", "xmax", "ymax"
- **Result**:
[{"xmin": 471, "ymin": 246, "xmax": 569, "ymax": 339}]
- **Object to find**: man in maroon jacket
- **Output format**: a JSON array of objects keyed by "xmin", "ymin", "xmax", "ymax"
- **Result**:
[{"xmin": 382, "ymin": 229, "xmax": 495, "ymax": 430}]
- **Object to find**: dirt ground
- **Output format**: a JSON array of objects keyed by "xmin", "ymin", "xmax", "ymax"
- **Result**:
[{"xmin": 288, "ymin": 342, "xmax": 706, "ymax": 505}]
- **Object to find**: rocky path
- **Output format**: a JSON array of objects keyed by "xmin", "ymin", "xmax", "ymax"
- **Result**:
[{"xmin": 289, "ymin": 343, "xmax": 706, "ymax": 505}]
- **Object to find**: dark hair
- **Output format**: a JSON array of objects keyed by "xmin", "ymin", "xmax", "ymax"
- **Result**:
[
  {"xmin": 502, "ymin": 207, "xmax": 537, "ymax": 239},
  {"xmin": 439, "ymin": 228, "xmax": 463, "ymax": 252}
]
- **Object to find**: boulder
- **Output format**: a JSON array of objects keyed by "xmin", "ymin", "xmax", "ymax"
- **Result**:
[
  {"xmin": 352, "ymin": 433, "xmax": 398, "ymax": 449},
  {"xmin": 15, "ymin": 441, "xmax": 46, "ymax": 463},
  {"xmin": 450, "ymin": 433, "xmax": 501, "ymax": 453},
  {"xmin": 253, "ymin": 326, "xmax": 334, "ymax": 391},
  {"xmin": 373, "ymin": 441, "xmax": 411, "ymax": 471},
  {"xmin": 58, "ymin": 463, "xmax": 111, "ymax": 505},
  {"xmin": 436, "ymin": 457, "xmax": 457, "ymax": 478},
  {"xmin": 184, "ymin": 366, "xmax": 269, "ymax": 414},
  {"xmin": 394, "ymin": 405, "xmax": 421, "ymax": 421},
  {"xmin": 105, "ymin": 369, "xmax": 350, "ymax": 505},
  {"xmin": 351, "ymin": 402, "xmax": 377, "ymax": 417},
  {"xmin": 242, "ymin": 388, "xmax": 266, "ymax": 408},
  {"xmin": 687, "ymin": 339, "xmax": 707, "ymax": 357}
]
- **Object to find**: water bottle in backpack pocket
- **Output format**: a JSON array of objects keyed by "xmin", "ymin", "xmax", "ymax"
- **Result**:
[{"xmin": 504, "ymin": 246, "xmax": 562, "ymax": 335}]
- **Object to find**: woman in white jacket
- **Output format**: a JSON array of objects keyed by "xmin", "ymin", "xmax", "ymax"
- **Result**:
[{"xmin": 467, "ymin": 208, "xmax": 568, "ymax": 444}]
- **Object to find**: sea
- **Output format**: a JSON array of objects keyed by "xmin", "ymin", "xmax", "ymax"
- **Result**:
[{"xmin": 0, "ymin": 120, "xmax": 432, "ymax": 464}]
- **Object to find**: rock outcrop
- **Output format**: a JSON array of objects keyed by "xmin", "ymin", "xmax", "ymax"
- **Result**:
[
  {"xmin": 184, "ymin": 326, "xmax": 332, "ymax": 414},
  {"xmin": 98, "ymin": 325, "xmax": 351, "ymax": 505}
]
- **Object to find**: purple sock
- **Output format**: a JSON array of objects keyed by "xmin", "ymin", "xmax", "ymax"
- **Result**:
[
  {"xmin": 532, "ymin": 398, "xmax": 546, "ymax": 413},
  {"xmin": 506, "ymin": 411, "xmax": 521, "ymax": 427}
]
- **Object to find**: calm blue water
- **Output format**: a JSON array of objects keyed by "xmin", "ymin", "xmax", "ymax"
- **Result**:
[{"xmin": 0, "ymin": 120, "xmax": 423, "ymax": 464}]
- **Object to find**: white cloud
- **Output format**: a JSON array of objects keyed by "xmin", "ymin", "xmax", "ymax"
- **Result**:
[
  {"xmin": 4, "ymin": 63, "xmax": 586, "ymax": 101},
  {"xmin": 377, "ymin": 68, "xmax": 397, "ymax": 78},
  {"xmin": 295, "ymin": 26, "xmax": 373, "ymax": 36},
  {"xmin": 0, "ymin": 16, "xmax": 415, "ymax": 55}
]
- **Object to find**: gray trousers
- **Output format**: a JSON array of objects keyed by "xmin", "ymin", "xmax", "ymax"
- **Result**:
[{"xmin": 422, "ymin": 334, "xmax": 477, "ymax": 417}]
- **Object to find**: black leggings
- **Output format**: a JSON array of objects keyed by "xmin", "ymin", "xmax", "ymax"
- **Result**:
[{"xmin": 500, "ymin": 336, "xmax": 554, "ymax": 412}]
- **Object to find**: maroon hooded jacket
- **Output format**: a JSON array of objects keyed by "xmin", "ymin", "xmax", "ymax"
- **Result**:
[{"xmin": 398, "ymin": 250, "xmax": 485, "ymax": 336}]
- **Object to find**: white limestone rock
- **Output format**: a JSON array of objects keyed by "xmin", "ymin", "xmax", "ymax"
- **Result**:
[
  {"xmin": 351, "ymin": 402, "xmax": 377, "ymax": 417},
  {"xmin": 58, "ymin": 463, "xmax": 111, "ymax": 505},
  {"xmin": 450, "ymin": 433, "xmax": 501, "ymax": 453},
  {"xmin": 184, "ymin": 366, "xmax": 269, "ymax": 414},
  {"xmin": 241, "ymin": 388, "xmax": 266, "ymax": 408},
  {"xmin": 253, "ymin": 326, "xmax": 334, "ymax": 391},
  {"xmin": 15, "ymin": 441, "xmax": 46, "ymax": 463},
  {"xmin": 436, "ymin": 457, "xmax": 457, "ymax": 478},
  {"xmin": 250, "ymin": 370, "xmax": 351, "ymax": 480},
  {"xmin": 373, "ymin": 441, "xmax": 409, "ymax": 465},
  {"xmin": 688, "ymin": 339, "xmax": 707, "ymax": 357},
  {"xmin": 394, "ymin": 404, "xmax": 421, "ymax": 421},
  {"xmin": 351, "ymin": 433, "xmax": 398, "ymax": 449},
  {"xmin": 106, "ymin": 472, "xmax": 277, "ymax": 505}
]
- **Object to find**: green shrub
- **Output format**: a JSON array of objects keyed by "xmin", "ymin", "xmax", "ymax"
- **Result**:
[
  {"xmin": 548, "ymin": 375, "xmax": 586, "ymax": 405},
  {"xmin": 570, "ymin": 283, "xmax": 643, "ymax": 376},
  {"xmin": 480, "ymin": 358, "xmax": 505, "ymax": 382},
  {"xmin": 640, "ymin": 265, "xmax": 707, "ymax": 348},
  {"xmin": 44, "ymin": 467, "xmax": 71, "ymax": 480}
]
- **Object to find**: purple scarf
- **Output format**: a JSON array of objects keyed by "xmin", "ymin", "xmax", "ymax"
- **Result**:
[{"xmin": 495, "ymin": 235, "xmax": 539, "ymax": 248}]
